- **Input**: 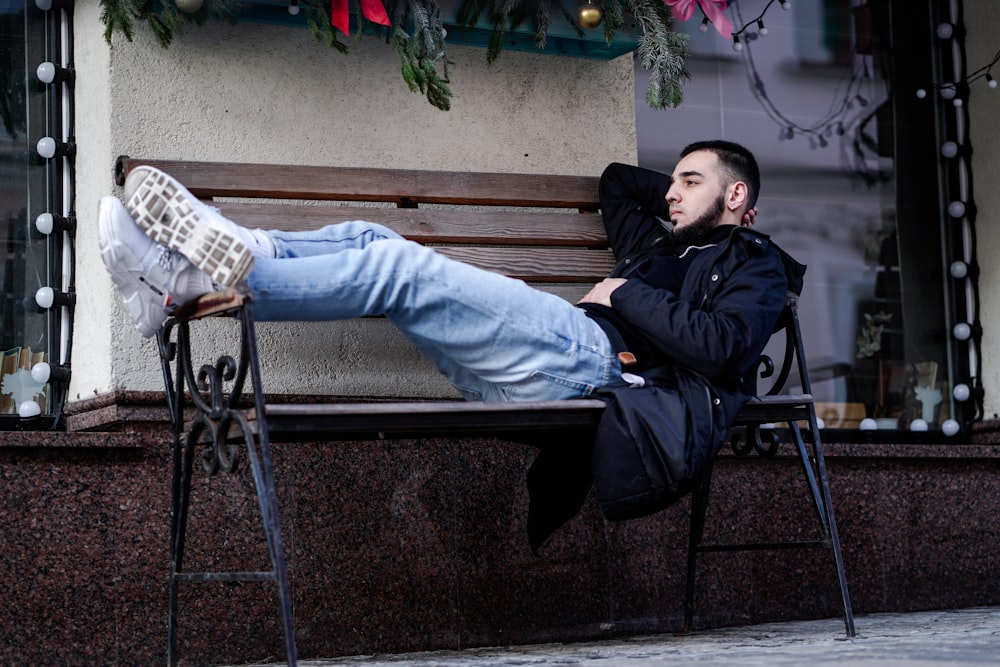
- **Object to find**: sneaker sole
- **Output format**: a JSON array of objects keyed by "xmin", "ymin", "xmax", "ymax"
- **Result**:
[{"xmin": 124, "ymin": 167, "xmax": 253, "ymax": 288}]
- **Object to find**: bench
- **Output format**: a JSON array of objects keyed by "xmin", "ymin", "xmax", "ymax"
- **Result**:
[{"xmin": 113, "ymin": 157, "xmax": 855, "ymax": 666}]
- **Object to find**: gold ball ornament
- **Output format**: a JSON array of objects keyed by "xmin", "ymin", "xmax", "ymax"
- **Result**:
[
  {"xmin": 578, "ymin": 3, "xmax": 603, "ymax": 30},
  {"xmin": 175, "ymin": 0, "xmax": 204, "ymax": 13}
]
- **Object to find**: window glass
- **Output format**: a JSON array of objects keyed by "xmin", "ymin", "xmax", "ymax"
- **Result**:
[
  {"xmin": 0, "ymin": 0, "xmax": 72, "ymax": 426},
  {"xmin": 637, "ymin": 0, "xmax": 974, "ymax": 438}
]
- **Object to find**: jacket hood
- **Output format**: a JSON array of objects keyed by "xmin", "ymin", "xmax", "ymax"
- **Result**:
[{"xmin": 732, "ymin": 227, "xmax": 807, "ymax": 296}]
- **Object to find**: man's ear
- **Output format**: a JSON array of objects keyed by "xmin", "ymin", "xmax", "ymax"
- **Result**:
[{"xmin": 727, "ymin": 181, "xmax": 749, "ymax": 213}]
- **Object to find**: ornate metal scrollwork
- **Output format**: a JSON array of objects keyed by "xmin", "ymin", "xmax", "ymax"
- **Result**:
[
  {"xmin": 730, "ymin": 424, "xmax": 781, "ymax": 457},
  {"xmin": 163, "ymin": 312, "xmax": 257, "ymax": 479}
]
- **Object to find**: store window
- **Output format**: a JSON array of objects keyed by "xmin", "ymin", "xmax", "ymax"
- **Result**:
[
  {"xmin": 637, "ymin": 0, "xmax": 980, "ymax": 439},
  {"xmin": 0, "ymin": 0, "xmax": 74, "ymax": 429}
]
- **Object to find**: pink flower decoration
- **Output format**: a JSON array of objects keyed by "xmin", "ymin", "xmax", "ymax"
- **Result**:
[{"xmin": 664, "ymin": 0, "xmax": 734, "ymax": 39}]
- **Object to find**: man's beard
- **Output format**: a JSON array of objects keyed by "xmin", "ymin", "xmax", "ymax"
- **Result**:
[{"xmin": 672, "ymin": 194, "xmax": 726, "ymax": 246}]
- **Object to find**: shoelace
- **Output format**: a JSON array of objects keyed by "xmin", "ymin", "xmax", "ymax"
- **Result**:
[
  {"xmin": 157, "ymin": 244, "xmax": 222, "ymax": 295},
  {"xmin": 156, "ymin": 245, "xmax": 178, "ymax": 271}
]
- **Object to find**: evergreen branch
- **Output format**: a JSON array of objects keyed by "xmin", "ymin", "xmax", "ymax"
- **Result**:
[
  {"xmin": 391, "ymin": 25, "xmax": 452, "ymax": 111},
  {"xmin": 602, "ymin": 0, "xmax": 626, "ymax": 42},
  {"xmin": 534, "ymin": 0, "xmax": 551, "ymax": 51},
  {"xmin": 303, "ymin": 1, "xmax": 349, "ymax": 52},
  {"xmin": 456, "ymin": 0, "xmax": 489, "ymax": 27},
  {"xmin": 99, "ymin": 0, "xmax": 245, "ymax": 47},
  {"xmin": 626, "ymin": 0, "xmax": 689, "ymax": 109}
]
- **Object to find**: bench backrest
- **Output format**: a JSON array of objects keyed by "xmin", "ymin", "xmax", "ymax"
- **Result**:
[{"xmin": 115, "ymin": 157, "xmax": 612, "ymax": 304}]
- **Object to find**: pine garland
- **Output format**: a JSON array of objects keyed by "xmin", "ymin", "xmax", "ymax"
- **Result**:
[
  {"xmin": 98, "ymin": 0, "xmax": 689, "ymax": 111},
  {"xmin": 100, "ymin": 0, "xmax": 244, "ymax": 47},
  {"xmin": 626, "ymin": 0, "xmax": 689, "ymax": 109}
]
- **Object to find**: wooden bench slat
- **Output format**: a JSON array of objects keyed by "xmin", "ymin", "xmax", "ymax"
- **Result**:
[
  {"xmin": 213, "ymin": 202, "xmax": 610, "ymax": 248},
  {"xmin": 436, "ymin": 247, "xmax": 614, "ymax": 283},
  {"xmin": 116, "ymin": 157, "xmax": 601, "ymax": 209}
]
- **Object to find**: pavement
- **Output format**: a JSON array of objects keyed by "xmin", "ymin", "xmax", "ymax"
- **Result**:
[{"xmin": 240, "ymin": 606, "xmax": 1000, "ymax": 666}]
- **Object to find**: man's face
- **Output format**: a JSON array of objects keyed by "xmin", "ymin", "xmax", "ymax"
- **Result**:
[{"xmin": 665, "ymin": 150, "xmax": 728, "ymax": 235}]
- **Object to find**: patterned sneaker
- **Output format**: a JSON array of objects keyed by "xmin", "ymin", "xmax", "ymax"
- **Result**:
[
  {"xmin": 97, "ymin": 196, "xmax": 215, "ymax": 337},
  {"xmin": 123, "ymin": 165, "xmax": 255, "ymax": 288}
]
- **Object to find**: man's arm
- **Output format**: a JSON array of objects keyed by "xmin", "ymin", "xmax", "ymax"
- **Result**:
[
  {"xmin": 608, "ymin": 245, "xmax": 788, "ymax": 379},
  {"xmin": 599, "ymin": 163, "xmax": 674, "ymax": 260}
]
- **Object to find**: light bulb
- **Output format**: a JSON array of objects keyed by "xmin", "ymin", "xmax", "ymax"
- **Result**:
[
  {"xmin": 948, "ymin": 201, "xmax": 966, "ymax": 218},
  {"xmin": 31, "ymin": 362, "xmax": 52, "ymax": 384},
  {"xmin": 916, "ymin": 89, "xmax": 927, "ymax": 99},
  {"xmin": 936, "ymin": 23, "xmax": 954, "ymax": 39},
  {"xmin": 288, "ymin": 1, "xmax": 300, "ymax": 14},
  {"xmin": 36, "ymin": 137, "xmax": 56, "ymax": 159},
  {"xmin": 859, "ymin": 418, "xmax": 878, "ymax": 431},
  {"xmin": 953, "ymin": 383, "xmax": 971, "ymax": 401},
  {"xmin": 36, "ymin": 212, "xmax": 55, "ymax": 235},
  {"xmin": 33, "ymin": 287, "xmax": 74, "ymax": 309},
  {"xmin": 941, "ymin": 85, "xmax": 956, "ymax": 99},
  {"xmin": 941, "ymin": 141, "xmax": 958, "ymax": 158},
  {"xmin": 34, "ymin": 212, "xmax": 74, "ymax": 236},
  {"xmin": 36, "ymin": 61, "xmax": 73, "ymax": 85},
  {"xmin": 909, "ymin": 419, "xmax": 928, "ymax": 432},
  {"xmin": 37, "ymin": 62, "xmax": 56, "ymax": 83},
  {"xmin": 942, "ymin": 419, "xmax": 961, "ymax": 436},
  {"xmin": 35, "ymin": 137, "xmax": 74, "ymax": 160},
  {"xmin": 35, "ymin": 0, "xmax": 53, "ymax": 10},
  {"xmin": 18, "ymin": 401, "xmax": 42, "ymax": 418},
  {"xmin": 35, "ymin": 286, "xmax": 55, "ymax": 309},
  {"xmin": 953, "ymin": 322, "xmax": 972, "ymax": 341},
  {"xmin": 31, "ymin": 362, "xmax": 69, "ymax": 384},
  {"xmin": 950, "ymin": 261, "xmax": 969, "ymax": 279}
]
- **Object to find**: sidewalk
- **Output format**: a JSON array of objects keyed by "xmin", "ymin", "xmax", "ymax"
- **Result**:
[{"xmin": 245, "ymin": 607, "xmax": 1000, "ymax": 666}]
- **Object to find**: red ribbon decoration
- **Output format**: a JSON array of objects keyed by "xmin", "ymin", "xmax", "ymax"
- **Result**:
[
  {"xmin": 663, "ymin": 0, "xmax": 733, "ymax": 39},
  {"xmin": 330, "ymin": 0, "xmax": 392, "ymax": 36}
]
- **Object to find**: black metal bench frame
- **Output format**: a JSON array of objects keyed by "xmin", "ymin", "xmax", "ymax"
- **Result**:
[
  {"xmin": 157, "ymin": 289, "xmax": 855, "ymax": 667},
  {"xmin": 115, "ymin": 157, "xmax": 855, "ymax": 666}
]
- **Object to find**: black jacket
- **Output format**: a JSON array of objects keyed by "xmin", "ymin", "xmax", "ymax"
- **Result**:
[
  {"xmin": 527, "ymin": 162, "xmax": 806, "ymax": 553},
  {"xmin": 587, "ymin": 163, "xmax": 804, "ymax": 437}
]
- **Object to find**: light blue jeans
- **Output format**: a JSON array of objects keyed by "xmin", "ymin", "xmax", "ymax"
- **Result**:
[{"xmin": 247, "ymin": 221, "xmax": 621, "ymax": 402}]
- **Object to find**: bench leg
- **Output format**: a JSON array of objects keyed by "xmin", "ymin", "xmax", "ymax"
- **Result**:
[
  {"xmin": 166, "ymin": 416, "xmax": 196, "ymax": 667},
  {"xmin": 242, "ymin": 423, "xmax": 298, "ymax": 666},
  {"xmin": 684, "ymin": 419, "xmax": 855, "ymax": 638},
  {"xmin": 160, "ymin": 315, "xmax": 299, "ymax": 666},
  {"xmin": 794, "ymin": 417, "xmax": 856, "ymax": 637}
]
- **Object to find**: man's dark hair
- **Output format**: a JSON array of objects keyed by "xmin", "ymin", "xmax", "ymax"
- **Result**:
[{"xmin": 680, "ymin": 140, "xmax": 761, "ymax": 211}]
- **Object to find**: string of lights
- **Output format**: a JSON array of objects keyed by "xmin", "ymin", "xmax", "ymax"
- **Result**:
[
  {"xmin": 685, "ymin": 1, "xmax": 984, "ymax": 433},
  {"xmin": 714, "ymin": 0, "xmax": 889, "ymax": 179}
]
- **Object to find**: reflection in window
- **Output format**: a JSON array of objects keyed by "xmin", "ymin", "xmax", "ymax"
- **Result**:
[
  {"xmin": 636, "ymin": 0, "xmax": 977, "ymax": 438},
  {"xmin": 0, "ymin": 1, "xmax": 74, "ymax": 428}
]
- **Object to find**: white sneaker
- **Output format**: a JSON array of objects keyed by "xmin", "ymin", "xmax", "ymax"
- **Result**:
[
  {"xmin": 97, "ymin": 196, "xmax": 214, "ymax": 337},
  {"xmin": 123, "ymin": 165, "xmax": 257, "ymax": 288}
]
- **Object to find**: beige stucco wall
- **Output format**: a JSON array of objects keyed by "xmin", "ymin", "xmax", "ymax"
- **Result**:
[
  {"xmin": 967, "ymin": 2, "xmax": 1000, "ymax": 420},
  {"xmin": 68, "ymin": 4, "xmax": 637, "ymax": 402}
]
